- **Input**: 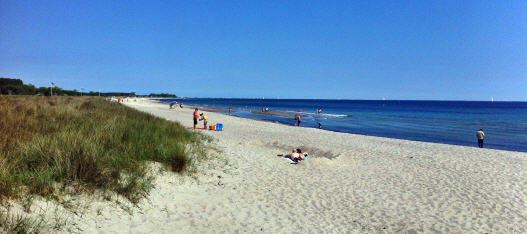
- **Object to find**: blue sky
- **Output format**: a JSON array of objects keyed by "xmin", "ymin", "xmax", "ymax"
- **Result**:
[{"xmin": 1, "ymin": 1, "xmax": 526, "ymax": 100}]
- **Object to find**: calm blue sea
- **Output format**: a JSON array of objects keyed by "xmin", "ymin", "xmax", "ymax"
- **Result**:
[{"xmin": 159, "ymin": 98, "xmax": 527, "ymax": 152}]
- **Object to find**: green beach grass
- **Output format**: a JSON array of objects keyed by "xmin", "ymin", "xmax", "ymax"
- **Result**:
[{"xmin": 0, "ymin": 96, "xmax": 209, "ymax": 231}]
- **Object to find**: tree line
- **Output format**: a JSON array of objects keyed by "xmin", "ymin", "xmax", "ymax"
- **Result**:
[{"xmin": 0, "ymin": 78, "xmax": 177, "ymax": 97}]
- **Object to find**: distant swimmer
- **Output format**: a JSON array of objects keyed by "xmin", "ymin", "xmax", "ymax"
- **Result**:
[
  {"xmin": 476, "ymin": 129, "xmax": 485, "ymax": 148},
  {"xmin": 317, "ymin": 108, "xmax": 322, "ymax": 114}
]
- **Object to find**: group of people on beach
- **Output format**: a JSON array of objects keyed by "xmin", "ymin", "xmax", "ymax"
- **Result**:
[
  {"xmin": 293, "ymin": 108, "xmax": 324, "ymax": 127},
  {"xmin": 193, "ymin": 108, "xmax": 208, "ymax": 129},
  {"xmin": 109, "ymin": 97, "xmax": 134, "ymax": 103},
  {"xmin": 169, "ymin": 102, "xmax": 184, "ymax": 109},
  {"xmin": 187, "ymin": 103, "xmax": 488, "ymax": 150}
]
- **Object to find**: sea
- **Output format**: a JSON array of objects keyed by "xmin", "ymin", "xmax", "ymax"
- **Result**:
[{"xmin": 158, "ymin": 98, "xmax": 527, "ymax": 152}]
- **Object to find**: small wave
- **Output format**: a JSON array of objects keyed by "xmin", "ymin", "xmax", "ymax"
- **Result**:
[
  {"xmin": 283, "ymin": 110, "xmax": 351, "ymax": 118},
  {"xmin": 317, "ymin": 113, "xmax": 351, "ymax": 118}
]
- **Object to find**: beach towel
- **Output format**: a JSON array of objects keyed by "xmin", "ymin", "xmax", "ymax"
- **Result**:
[{"xmin": 284, "ymin": 157, "xmax": 298, "ymax": 164}]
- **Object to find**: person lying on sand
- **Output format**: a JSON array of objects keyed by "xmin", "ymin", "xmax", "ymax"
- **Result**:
[
  {"xmin": 295, "ymin": 149, "xmax": 306, "ymax": 161},
  {"xmin": 277, "ymin": 148, "xmax": 306, "ymax": 162}
]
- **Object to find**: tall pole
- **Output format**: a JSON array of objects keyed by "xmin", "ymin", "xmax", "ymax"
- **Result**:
[
  {"xmin": 81, "ymin": 88, "xmax": 83, "ymax": 96},
  {"xmin": 50, "ymin": 82, "xmax": 53, "ymax": 96}
]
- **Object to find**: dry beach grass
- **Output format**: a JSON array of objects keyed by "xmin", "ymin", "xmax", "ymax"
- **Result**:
[{"xmin": 0, "ymin": 96, "xmax": 209, "ymax": 232}]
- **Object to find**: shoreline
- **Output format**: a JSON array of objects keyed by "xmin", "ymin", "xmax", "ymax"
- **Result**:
[
  {"xmin": 153, "ymin": 99, "xmax": 525, "ymax": 153},
  {"xmin": 122, "ymin": 99, "xmax": 526, "ymax": 233}
]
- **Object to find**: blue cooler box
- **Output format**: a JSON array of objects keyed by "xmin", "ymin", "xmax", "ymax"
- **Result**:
[{"xmin": 216, "ymin": 123, "xmax": 223, "ymax": 131}]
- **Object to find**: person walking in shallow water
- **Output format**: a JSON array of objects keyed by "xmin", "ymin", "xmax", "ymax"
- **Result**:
[
  {"xmin": 477, "ymin": 129, "xmax": 485, "ymax": 148},
  {"xmin": 294, "ymin": 114, "xmax": 301, "ymax": 126},
  {"xmin": 297, "ymin": 115, "xmax": 301, "ymax": 126}
]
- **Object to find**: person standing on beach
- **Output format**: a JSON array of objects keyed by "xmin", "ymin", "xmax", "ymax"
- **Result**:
[
  {"xmin": 477, "ymin": 129, "xmax": 485, "ymax": 148},
  {"xmin": 199, "ymin": 113, "xmax": 208, "ymax": 129},
  {"xmin": 193, "ymin": 108, "xmax": 198, "ymax": 129}
]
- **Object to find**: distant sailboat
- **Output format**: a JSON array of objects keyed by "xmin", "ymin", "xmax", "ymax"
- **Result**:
[{"xmin": 491, "ymin": 97, "xmax": 494, "ymax": 102}]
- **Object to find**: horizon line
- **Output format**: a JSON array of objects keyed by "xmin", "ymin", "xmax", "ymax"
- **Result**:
[{"xmin": 159, "ymin": 97, "xmax": 526, "ymax": 102}]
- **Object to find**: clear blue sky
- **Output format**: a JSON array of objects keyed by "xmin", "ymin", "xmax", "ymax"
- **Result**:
[{"xmin": 1, "ymin": 1, "xmax": 526, "ymax": 100}]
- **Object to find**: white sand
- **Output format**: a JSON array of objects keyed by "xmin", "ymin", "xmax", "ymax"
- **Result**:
[{"xmin": 11, "ymin": 99, "xmax": 527, "ymax": 233}]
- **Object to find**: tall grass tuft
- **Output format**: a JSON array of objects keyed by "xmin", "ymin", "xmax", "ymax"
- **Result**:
[
  {"xmin": 0, "ymin": 96, "xmax": 207, "ymax": 202},
  {"xmin": 0, "ymin": 210, "xmax": 44, "ymax": 233}
]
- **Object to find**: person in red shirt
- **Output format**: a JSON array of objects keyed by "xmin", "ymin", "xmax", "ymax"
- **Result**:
[{"xmin": 193, "ymin": 108, "xmax": 199, "ymax": 129}]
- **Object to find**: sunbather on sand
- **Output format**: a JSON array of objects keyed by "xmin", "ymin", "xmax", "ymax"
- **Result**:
[
  {"xmin": 294, "ymin": 149, "xmax": 306, "ymax": 161},
  {"xmin": 277, "ymin": 148, "xmax": 305, "ymax": 162}
]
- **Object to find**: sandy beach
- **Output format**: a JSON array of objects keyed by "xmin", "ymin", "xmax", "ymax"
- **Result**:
[
  {"xmin": 4, "ymin": 0, "xmax": 526, "ymax": 232},
  {"xmin": 11, "ymin": 99, "xmax": 526, "ymax": 233}
]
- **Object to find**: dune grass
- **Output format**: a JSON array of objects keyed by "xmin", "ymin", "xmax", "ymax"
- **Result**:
[
  {"xmin": 0, "ymin": 208, "xmax": 44, "ymax": 233},
  {"xmin": 0, "ymin": 96, "xmax": 208, "ymax": 204}
]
